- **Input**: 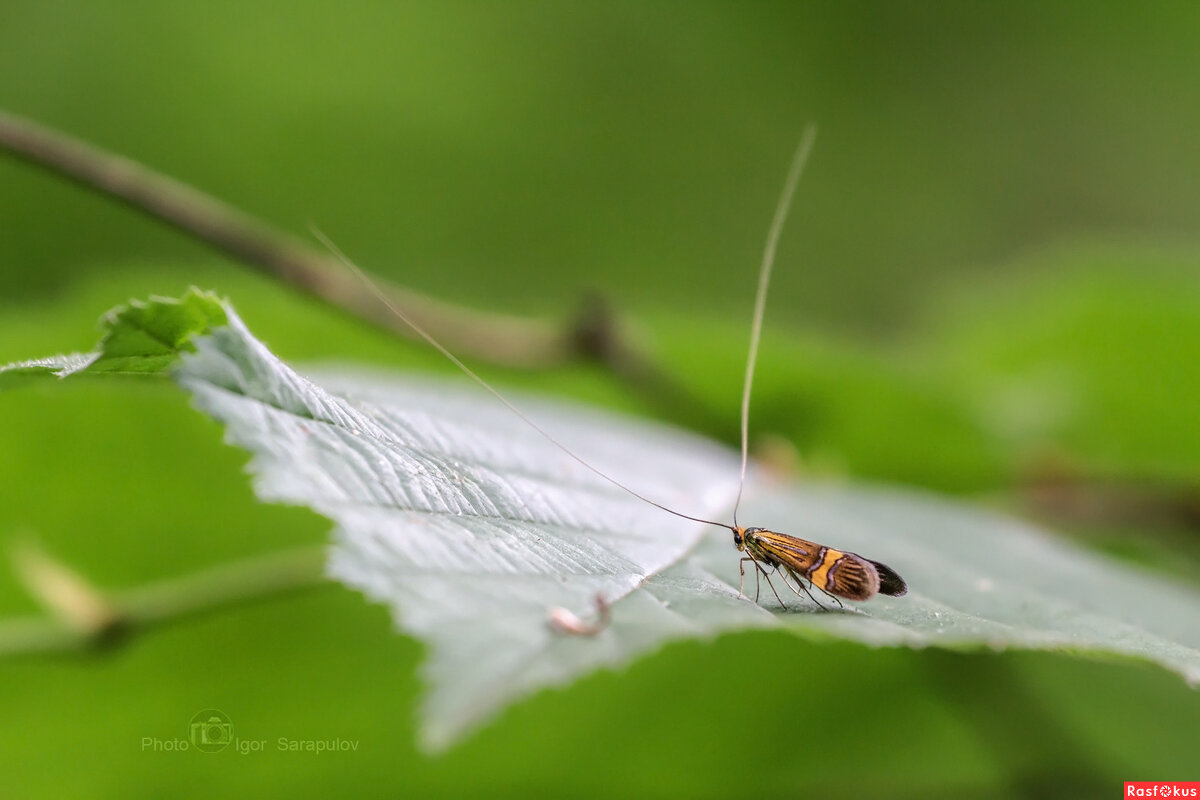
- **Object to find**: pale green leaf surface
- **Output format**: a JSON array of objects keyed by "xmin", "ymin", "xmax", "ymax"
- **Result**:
[
  {"xmin": 691, "ymin": 486, "xmax": 1200, "ymax": 674},
  {"xmin": 176, "ymin": 311, "xmax": 769, "ymax": 749},
  {"xmin": 172, "ymin": 304, "xmax": 1200, "ymax": 750}
]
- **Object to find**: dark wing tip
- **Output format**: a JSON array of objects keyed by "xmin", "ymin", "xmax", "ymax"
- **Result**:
[{"xmin": 869, "ymin": 559, "xmax": 908, "ymax": 597}]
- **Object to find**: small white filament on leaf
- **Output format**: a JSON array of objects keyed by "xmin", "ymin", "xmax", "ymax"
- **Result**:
[{"xmin": 546, "ymin": 594, "xmax": 611, "ymax": 637}]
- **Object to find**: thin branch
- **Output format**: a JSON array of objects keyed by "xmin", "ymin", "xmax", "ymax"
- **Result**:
[
  {"xmin": 0, "ymin": 109, "xmax": 596, "ymax": 369},
  {"xmin": 0, "ymin": 109, "xmax": 727, "ymax": 433},
  {"xmin": 0, "ymin": 545, "xmax": 328, "ymax": 657}
]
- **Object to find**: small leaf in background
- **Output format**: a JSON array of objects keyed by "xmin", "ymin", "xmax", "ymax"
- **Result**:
[{"xmin": 0, "ymin": 288, "xmax": 226, "ymax": 390}]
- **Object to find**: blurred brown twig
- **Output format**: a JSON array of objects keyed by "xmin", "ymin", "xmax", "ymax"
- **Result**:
[
  {"xmin": 0, "ymin": 108, "xmax": 711, "ymax": 422},
  {"xmin": 0, "ymin": 543, "xmax": 328, "ymax": 657}
]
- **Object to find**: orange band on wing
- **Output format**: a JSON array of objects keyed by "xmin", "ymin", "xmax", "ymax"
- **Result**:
[{"xmin": 808, "ymin": 548, "xmax": 844, "ymax": 589}]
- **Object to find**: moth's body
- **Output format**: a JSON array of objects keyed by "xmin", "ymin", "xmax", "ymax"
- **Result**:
[{"xmin": 733, "ymin": 526, "xmax": 907, "ymax": 604}]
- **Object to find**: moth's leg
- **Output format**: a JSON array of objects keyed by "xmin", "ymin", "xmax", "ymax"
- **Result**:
[
  {"xmin": 740, "ymin": 556, "xmax": 785, "ymax": 608},
  {"xmin": 816, "ymin": 583, "xmax": 846, "ymax": 610},
  {"xmin": 739, "ymin": 558, "xmax": 766, "ymax": 600},
  {"xmin": 802, "ymin": 575, "xmax": 845, "ymax": 609},
  {"xmin": 754, "ymin": 557, "xmax": 787, "ymax": 608},
  {"xmin": 761, "ymin": 572, "xmax": 788, "ymax": 609},
  {"xmin": 775, "ymin": 567, "xmax": 807, "ymax": 598},
  {"xmin": 784, "ymin": 567, "xmax": 830, "ymax": 611}
]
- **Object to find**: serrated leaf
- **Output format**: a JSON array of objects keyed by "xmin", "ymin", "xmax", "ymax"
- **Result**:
[
  {"xmin": 8, "ymin": 292, "xmax": 1200, "ymax": 750},
  {"xmin": 169, "ymin": 302, "xmax": 1200, "ymax": 750},
  {"xmin": 174, "ymin": 313, "xmax": 765, "ymax": 748}
]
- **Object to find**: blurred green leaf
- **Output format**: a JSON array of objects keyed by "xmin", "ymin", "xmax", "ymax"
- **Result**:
[{"xmin": 931, "ymin": 249, "xmax": 1200, "ymax": 482}]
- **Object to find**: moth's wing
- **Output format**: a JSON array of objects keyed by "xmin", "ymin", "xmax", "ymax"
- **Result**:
[
  {"xmin": 867, "ymin": 559, "xmax": 908, "ymax": 597},
  {"xmin": 824, "ymin": 554, "xmax": 880, "ymax": 602},
  {"xmin": 755, "ymin": 532, "xmax": 905, "ymax": 601},
  {"xmin": 752, "ymin": 531, "xmax": 821, "ymax": 569}
]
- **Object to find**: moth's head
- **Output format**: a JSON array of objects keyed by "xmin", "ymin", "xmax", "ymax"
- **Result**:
[{"xmin": 731, "ymin": 526, "xmax": 744, "ymax": 551}]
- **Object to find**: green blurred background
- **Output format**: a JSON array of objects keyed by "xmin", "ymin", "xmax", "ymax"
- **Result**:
[{"xmin": 1, "ymin": 2, "xmax": 1198, "ymax": 797}]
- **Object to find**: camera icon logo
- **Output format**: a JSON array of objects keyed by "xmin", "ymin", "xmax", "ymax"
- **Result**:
[{"xmin": 189, "ymin": 708, "xmax": 233, "ymax": 753}]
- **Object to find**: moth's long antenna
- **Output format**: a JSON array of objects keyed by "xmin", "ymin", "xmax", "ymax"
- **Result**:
[
  {"xmin": 732, "ymin": 126, "xmax": 817, "ymax": 527},
  {"xmin": 310, "ymin": 225, "xmax": 733, "ymax": 533}
]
